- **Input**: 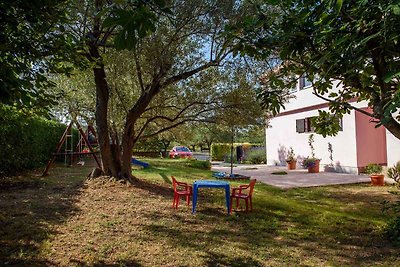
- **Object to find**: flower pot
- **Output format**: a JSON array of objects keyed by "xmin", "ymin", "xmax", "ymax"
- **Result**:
[
  {"xmin": 307, "ymin": 160, "xmax": 320, "ymax": 173},
  {"xmin": 370, "ymin": 174, "xmax": 384, "ymax": 186},
  {"xmin": 287, "ymin": 160, "xmax": 296, "ymax": 170}
]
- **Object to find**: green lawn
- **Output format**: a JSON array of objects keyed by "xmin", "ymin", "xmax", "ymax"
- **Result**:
[{"xmin": 0, "ymin": 158, "xmax": 399, "ymax": 266}]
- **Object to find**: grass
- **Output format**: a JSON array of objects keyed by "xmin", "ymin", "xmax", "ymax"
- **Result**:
[
  {"xmin": 271, "ymin": 171, "xmax": 288, "ymax": 175},
  {"xmin": 1, "ymin": 158, "xmax": 399, "ymax": 266}
]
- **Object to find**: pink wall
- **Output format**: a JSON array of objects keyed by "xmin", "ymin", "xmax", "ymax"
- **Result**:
[{"xmin": 355, "ymin": 108, "xmax": 387, "ymax": 167}]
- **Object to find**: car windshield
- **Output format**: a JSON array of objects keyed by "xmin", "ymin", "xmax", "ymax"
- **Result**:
[{"xmin": 176, "ymin": 147, "xmax": 190, "ymax": 152}]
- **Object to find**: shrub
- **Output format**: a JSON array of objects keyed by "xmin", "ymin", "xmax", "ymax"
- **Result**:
[
  {"xmin": 387, "ymin": 161, "xmax": 400, "ymax": 184},
  {"xmin": 186, "ymin": 159, "xmax": 211, "ymax": 170},
  {"xmin": 211, "ymin": 143, "xmax": 264, "ymax": 161},
  {"xmin": 0, "ymin": 104, "xmax": 75, "ymax": 176},
  {"xmin": 244, "ymin": 149, "xmax": 266, "ymax": 164},
  {"xmin": 211, "ymin": 144, "xmax": 232, "ymax": 161}
]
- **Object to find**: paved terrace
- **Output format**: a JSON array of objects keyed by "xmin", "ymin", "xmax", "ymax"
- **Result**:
[{"xmin": 211, "ymin": 163, "xmax": 394, "ymax": 189}]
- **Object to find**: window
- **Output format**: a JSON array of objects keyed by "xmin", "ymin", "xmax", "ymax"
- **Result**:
[
  {"xmin": 296, "ymin": 119, "xmax": 305, "ymax": 133},
  {"xmin": 299, "ymin": 75, "xmax": 312, "ymax": 90},
  {"xmin": 296, "ymin": 116, "xmax": 343, "ymax": 133},
  {"xmin": 296, "ymin": 117, "xmax": 315, "ymax": 133}
]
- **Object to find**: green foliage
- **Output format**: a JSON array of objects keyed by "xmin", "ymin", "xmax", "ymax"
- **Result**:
[
  {"xmin": 186, "ymin": 159, "xmax": 211, "ymax": 170},
  {"xmin": 364, "ymin": 163, "xmax": 383, "ymax": 175},
  {"xmin": 308, "ymin": 134, "xmax": 315, "ymax": 158},
  {"xmin": 311, "ymin": 111, "xmax": 342, "ymax": 138},
  {"xmin": 211, "ymin": 143, "xmax": 233, "ymax": 161},
  {"xmin": 244, "ymin": 149, "xmax": 266, "ymax": 164},
  {"xmin": 286, "ymin": 147, "xmax": 295, "ymax": 162},
  {"xmin": 387, "ymin": 161, "xmax": 400, "ymax": 184},
  {"xmin": 211, "ymin": 143, "xmax": 264, "ymax": 161},
  {"xmin": 102, "ymin": 1, "xmax": 170, "ymax": 51},
  {"xmin": 328, "ymin": 142, "xmax": 334, "ymax": 166},
  {"xmin": 0, "ymin": 104, "xmax": 71, "ymax": 176},
  {"xmin": 0, "ymin": 0, "xmax": 80, "ymax": 111},
  {"xmin": 231, "ymin": 0, "xmax": 400, "ymax": 138},
  {"xmin": 385, "ymin": 215, "xmax": 400, "ymax": 245}
]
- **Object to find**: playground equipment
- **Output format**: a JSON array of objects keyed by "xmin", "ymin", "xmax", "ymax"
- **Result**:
[
  {"xmin": 42, "ymin": 116, "xmax": 101, "ymax": 176},
  {"xmin": 131, "ymin": 158, "xmax": 149, "ymax": 168}
]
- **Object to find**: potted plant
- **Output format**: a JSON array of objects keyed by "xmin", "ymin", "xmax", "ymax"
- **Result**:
[
  {"xmin": 285, "ymin": 147, "xmax": 297, "ymax": 170},
  {"xmin": 365, "ymin": 163, "xmax": 384, "ymax": 186},
  {"xmin": 302, "ymin": 134, "xmax": 320, "ymax": 173},
  {"xmin": 302, "ymin": 157, "xmax": 320, "ymax": 173}
]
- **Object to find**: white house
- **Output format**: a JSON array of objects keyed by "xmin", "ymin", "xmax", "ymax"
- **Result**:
[{"xmin": 266, "ymin": 78, "xmax": 400, "ymax": 174}]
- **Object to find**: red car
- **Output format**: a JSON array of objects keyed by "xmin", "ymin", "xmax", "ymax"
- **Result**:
[{"xmin": 169, "ymin": 146, "xmax": 193, "ymax": 159}]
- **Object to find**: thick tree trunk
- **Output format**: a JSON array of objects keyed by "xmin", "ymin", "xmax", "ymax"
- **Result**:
[
  {"xmin": 121, "ymin": 122, "xmax": 136, "ymax": 181},
  {"xmin": 119, "ymin": 89, "xmax": 162, "ymax": 181},
  {"xmin": 89, "ymin": 42, "xmax": 120, "ymax": 178},
  {"xmin": 93, "ymin": 66, "xmax": 119, "ymax": 177}
]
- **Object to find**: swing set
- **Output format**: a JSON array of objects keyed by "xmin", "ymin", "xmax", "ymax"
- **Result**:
[{"xmin": 42, "ymin": 115, "xmax": 101, "ymax": 176}]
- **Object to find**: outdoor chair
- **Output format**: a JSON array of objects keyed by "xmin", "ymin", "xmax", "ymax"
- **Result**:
[
  {"xmin": 230, "ymin": 179, "xmax": 257, "ymax": 212},
  {"xmin": 172, "ymin": 176, "xmax": 192, "ymax": 209}
]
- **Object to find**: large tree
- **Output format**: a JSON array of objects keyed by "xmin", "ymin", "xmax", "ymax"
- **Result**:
[
  {"xmin": 64, "ymin": 0, "xmax": 254, "ymax": 181},
  {"xmin": 229, "ymin": 0, "xmax": 400, "ymax": 138}
]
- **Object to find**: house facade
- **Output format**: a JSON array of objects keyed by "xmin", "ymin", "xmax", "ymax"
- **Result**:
[{"xmin": 266, "ymin": 79, "xmax": 400, "ymax": 174}]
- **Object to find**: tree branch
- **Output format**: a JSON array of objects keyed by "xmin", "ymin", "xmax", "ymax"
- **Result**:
[{"xmin": 312, "ymin": 89, "xmax": 375, "ymax": 118}]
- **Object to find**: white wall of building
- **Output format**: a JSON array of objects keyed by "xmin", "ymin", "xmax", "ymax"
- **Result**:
[
  {"xmin": 266, "ymin": 81, "xmax": 400, "ymax": 173},
  {"xmin": 266, "ymin": 108, "xmax": 359, "ymax": 173},
  {"xmin": 386, "ymin": 131, "xmax": 400, "ymax": 167}
]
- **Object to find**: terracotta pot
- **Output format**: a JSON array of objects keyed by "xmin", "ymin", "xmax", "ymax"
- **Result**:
[
  {"xmin": 370, "ymin": 174, "xmax": 384, "ymax": 186},
  {"xmin": 287, "ymin": 160, "xmax": 296, "ymax": 170},
  {"xmin": 307, "ymin": 160, "xmax": 320, "ymax": 173}
]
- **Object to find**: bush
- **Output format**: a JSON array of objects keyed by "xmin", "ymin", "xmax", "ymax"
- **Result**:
[
  {"xmin": 0, "ymin": 105, "xmax": 74, "ymax": 176},
  {"xmin": 244, "ymin": 149, "xmax": 266, "ymax": 164},
  {"xmin": 388, "ymin": 161, "xmax": 400, "ymax": 184},
  {"xmin": 186, "ymin": 160, "xmax": 211, "ymax": 170},
  {"xmin": 211, "ymin": 144, "xmax": 232, "ymax": 161},
  {"xmin": 211, "ymin": 143, "xmax": 264, "ymax": 161}
]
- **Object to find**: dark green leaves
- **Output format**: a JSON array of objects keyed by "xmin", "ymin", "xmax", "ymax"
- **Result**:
[
  {"xmin": 102, "ymin": 1, "xmax": 167, "ymax": 50},
  {"xmin": 229, "ymin": 0, "xmax": 400, "ymax": 139},
  {"xmin": 311, "ymin": 111, "xmax": 342, "ymax": 137}
]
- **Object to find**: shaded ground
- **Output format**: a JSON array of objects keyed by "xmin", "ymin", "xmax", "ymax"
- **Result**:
[{"xmin": 1, "ymin": 158, "xmax": 399, "ymax": 266}]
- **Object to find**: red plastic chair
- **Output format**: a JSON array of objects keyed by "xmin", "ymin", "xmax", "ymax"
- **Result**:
[
  {"xmin": 172, "ymin": 176, "xmax": 192, "ymax": 209},
  {"xmin": 230, "ymin": 179, "xmax": 257, "ymax": 212}
]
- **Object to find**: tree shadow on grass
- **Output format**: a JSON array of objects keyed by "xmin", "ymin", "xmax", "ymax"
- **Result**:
[
  {"xmin": 203, "ymin": 251, "xmax": 263, "ymax": 267},
  {"xmin": 0, "ymin": 164, "xmax": 91, "ymax": 266},
  {"xmin": 132, "ymin": 178, "xmax": 173, "ymax": 198},
  {"xmin": 70, "ymin": 259, "xmax": 142, "ymax": 267}
]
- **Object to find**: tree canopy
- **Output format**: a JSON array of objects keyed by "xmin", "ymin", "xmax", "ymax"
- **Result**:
[
  {"xmin": 0, "ymin": 0, "xmax": 79, "ymax": 113},
  {"xmin": 230, "ymin": 0, "xmax": 400, "ymax": 138}
]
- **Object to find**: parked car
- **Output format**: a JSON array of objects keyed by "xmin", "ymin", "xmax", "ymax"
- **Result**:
[{"xmin": 169, "ymin": 146, "xmax": 193, "ymax": 159}]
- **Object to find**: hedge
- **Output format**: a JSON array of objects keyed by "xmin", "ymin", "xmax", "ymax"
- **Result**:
[
  {"xmin": 211, "ymin": 143, "xmax": 264, "ymax": 161},
  {"xmin": 0, "ymin": 105, "xmax": 77, "ymax": 176}
]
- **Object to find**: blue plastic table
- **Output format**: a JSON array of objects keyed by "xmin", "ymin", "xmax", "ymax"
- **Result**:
[{"xmin": 192, "ymin": 180, "xmax": 230, "ymax": 214}]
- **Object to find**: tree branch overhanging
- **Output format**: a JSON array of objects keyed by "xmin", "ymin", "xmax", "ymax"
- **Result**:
[{"xmin": 312, "ymin": 88, "xmax": 375, "ymax": 118}]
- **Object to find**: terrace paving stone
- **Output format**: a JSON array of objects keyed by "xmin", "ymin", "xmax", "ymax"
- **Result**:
[{"xmin": 211, "ymin": 163, "xmax": 395, "ymax": 189}]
